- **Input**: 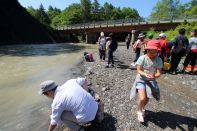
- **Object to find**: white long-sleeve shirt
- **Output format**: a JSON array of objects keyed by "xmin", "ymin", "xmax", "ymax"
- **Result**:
[{"xmin": 50, "ymin": 79, "xmax": 98, "ymax": 125}]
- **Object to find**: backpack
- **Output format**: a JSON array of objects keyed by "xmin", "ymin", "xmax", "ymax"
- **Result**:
[
  {"xmin": 110, "ymin": 40, "xmax": 118, "ymax": 52},
  {"xmin": 173, "ymin": 36, "xmax": 187, "ymax": 56}
]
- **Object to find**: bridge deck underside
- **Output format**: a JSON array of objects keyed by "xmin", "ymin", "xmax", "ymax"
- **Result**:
[{"xmin": 62, "ymin": 22, "xmax": 179, "ymax": 33}]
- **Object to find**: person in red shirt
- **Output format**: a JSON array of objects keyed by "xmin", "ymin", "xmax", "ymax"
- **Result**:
[{"xmin": 158, "ymin": 33, "xmax": 169, "ymax": 63}]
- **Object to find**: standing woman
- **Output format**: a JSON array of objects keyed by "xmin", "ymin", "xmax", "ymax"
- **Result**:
[
  {"xmin": 98, "ymin": 32, "xmax": 106, "ymax": 62},
  {"xmin": 130, "ymin": 40, "xmax": 163, "ymax": 122},
  {"xmin": 131, "ymin": 33, "xmax": 145, "ymax": 67}
]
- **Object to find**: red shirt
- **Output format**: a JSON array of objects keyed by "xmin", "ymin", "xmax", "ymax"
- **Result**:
[{"xmin": 158, "ymin": 38, "xmax": 169, "ymax": 56}]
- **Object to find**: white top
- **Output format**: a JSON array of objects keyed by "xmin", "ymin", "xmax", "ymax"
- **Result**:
[
  {"xmin": 136, "ymin": 55, "xmax": 163, "ymax": 80},
  {"xmin": 50, "ymin": 79, "xmax": 98, "ymax": 125}
]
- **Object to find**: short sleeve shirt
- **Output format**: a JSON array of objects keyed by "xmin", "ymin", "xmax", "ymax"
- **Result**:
[{"xmin": 136, "ymin": 55, "xmax": 163, "ymax": 80}]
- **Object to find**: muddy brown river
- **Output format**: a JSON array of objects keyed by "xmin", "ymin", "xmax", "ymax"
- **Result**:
[{"xmin": 0, "ymin": 43, "xmax": 95, "ymax": 131}]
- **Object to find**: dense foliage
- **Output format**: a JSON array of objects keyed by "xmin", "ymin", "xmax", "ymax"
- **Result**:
[
  {"xmin": 150, "ymin": 0, "xmax": 197, "ymax": 20},
  {"xmin": 25, "ymin": 1, "xmax": 139, "ymax": 28},
  {"xmin": 148, "ymin": 0, "xmax": 197, "ymax": 40}
]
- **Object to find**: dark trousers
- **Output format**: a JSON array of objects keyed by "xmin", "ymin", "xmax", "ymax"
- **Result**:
[
  {"xmin": 126, "ymin": 42, "xmax": 130, "ymax": 49},
  {"xmin": 133, "ymin": 48, "xmax": 141, "ymax": 62},
  {"xmin": 183, "ymin": 51, "xmax": 197, "ymax": 67},
  {"xmin": 108, "ymin": 50, "xmax": 114, "ymax": 65},
  {"xmin": 170, "ymin": 52, "xmax": 182, "ymax": 72},
  {"xmin": 99, "ymin": 49, "xmax": 106, "ymax": 60}
]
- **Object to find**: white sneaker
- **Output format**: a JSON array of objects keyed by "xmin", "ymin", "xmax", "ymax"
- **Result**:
[
  {"xmin": 137, "ymin": 111, "xmax": 144, "ymax": 122},
  {"xmin": 130, "ymin": 62, "xmax": 135, "ymax": 67}
]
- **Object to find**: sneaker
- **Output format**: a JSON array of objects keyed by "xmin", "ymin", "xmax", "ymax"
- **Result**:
[
  {"xmin": 111, "ymin": 64, "xmax": 114, "ymax": 67},
  {"xmin": 105, "ymin": 65, "xmax": 109, "ymax": 68},
  {"xmin": 137, "ymin": 111, "xmax": 144, "ymax": 122},
  {"xmin": 172, "ymin": 71, "xmax": 177, "ymax": 75},
  {"xmin": 130, "ymin": 62, "xmax": 135, "ymax": 67}
]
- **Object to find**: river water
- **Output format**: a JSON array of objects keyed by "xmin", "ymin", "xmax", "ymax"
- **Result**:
[{"xmin": 0, "ymin": 43, "xmax": 96, "ymax": 131}]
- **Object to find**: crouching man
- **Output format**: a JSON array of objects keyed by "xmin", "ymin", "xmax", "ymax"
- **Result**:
[{"xmin": 39, "ymin": 78, "xmax": 104, "ymax": 131}]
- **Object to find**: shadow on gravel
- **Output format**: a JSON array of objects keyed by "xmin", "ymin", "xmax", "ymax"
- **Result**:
[
  {"xmin": 85, "ymin": 113, "xmax": 117, "ymax": 131},
  {"xmin": 143, "ymin": 110, "xmax": 197, "ymax": 131}
]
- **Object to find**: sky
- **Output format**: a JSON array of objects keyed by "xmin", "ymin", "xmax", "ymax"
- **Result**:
[{"xmin": 17, "ymin": 0, "xmax": 191, "ymax": 17}]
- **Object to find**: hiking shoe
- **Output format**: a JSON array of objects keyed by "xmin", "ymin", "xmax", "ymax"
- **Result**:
[
  {"xmin": 172, "ymin": 71, "xmax": 177, "ymax": 75},
  {"xmin": 137, "ymin": 111, "xmax": 144, "ymax": 122}
]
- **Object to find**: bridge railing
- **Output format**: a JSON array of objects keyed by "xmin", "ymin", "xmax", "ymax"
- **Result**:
[{"xmin": 58, "ymin": 14, "xmax": 197, "ymax": 30}]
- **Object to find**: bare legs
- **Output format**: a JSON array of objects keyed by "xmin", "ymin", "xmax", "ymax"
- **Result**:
[
  {"xmin": 138, "ymin": 89, "xmax": 149, "ymax": 112},
  {"xmin": 137, "ymin": 89, "xmax": 149, "ymax": 122}
]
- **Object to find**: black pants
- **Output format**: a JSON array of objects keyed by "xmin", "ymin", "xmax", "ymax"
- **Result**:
[
  {"xmin": 170, "ymin": 52, "xmax": 183, "ymax": 72},
  {"xmin": 99, "ymin": 49, "xmax": 106, "ymax": 60},
  {"xmin": 183, "ymin": 51, "xmax": 197, "ymax": 67},
  {"xmin": 133, "ymin": 48, "xmax": 141, "ymax": 62},
  {"xmin": 126, "ymin": 42, "xmax": 130, "ymax": 49},
  {"xmin": 108, "ymin": 50, "xmax": 114, "ymax": 65}
]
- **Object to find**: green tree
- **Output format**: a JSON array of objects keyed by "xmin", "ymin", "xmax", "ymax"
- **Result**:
[
  {"xmin": 91, "ymin": 0, "xmax": 101, "ymax": 21},
  {"xmin": 121, "ymin": 7, "xmax": 139, "ymax": 19},
  {"xmin": 80, "ymin": 0, "xmax": 91, "ymax": 22},
  {"xmin": 34, "ymin": 4, "xmax": 51, "ymax": 26},
  {"xmin": 61, "ymin": 3, "xmax": 82, "ymax": 25},
  {"xmin": 26, "ymin": 6, "xmax": 36, "ymax": 17},
  {"xmin": 150, "ymin": 0, "xmax": 181, "ymax": 20},
  {"xmin": 47, "ymin": 6, "xmax": 61, "ymax": 20},
  {"xmin": 101, "ymin": 2, "xmax": 114, "ymax": 20}
]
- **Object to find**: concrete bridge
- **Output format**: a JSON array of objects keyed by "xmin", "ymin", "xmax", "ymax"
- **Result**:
[{"xmin": 57, "ymin": 15, "xmax": 197, "ymax": 43}]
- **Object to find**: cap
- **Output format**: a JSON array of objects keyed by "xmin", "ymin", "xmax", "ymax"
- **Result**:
[
  {"xmin": 76, "ymin": 77, "xmax": 86, "ymax": 86},
  {"xmin": 147, "ymin": 33, "xmax": 154, "ymax": 38},
  {"xmin": 145, "ymin": 40, "xmax": 161, "ymax": 51},
  {"xmin": 38, "ymin": 80, "xmax": 58, "ymax": 95},
  {"xmin": 138, "ymin": 33, "xmax": 145, "ymax": 38},
  {"xmin": 159, "ymin": 33, "xmax": 166, "ymax": 38}
]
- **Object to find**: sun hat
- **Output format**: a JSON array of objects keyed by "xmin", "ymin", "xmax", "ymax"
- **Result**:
[
  {"xmin": 138, "ymin": 33, "xmax": 145, "ymax": 38},
  {"xmin": 38, "ymin": 80, "xmax": 58, "ymax": 95},
  {"xmin": 159, "ymin": 33, "xmax": 166, "ymax": 38},
  {"xmin": 145, "ymin": 39, "xmax": 161, "ymax": 51},
  {"xmin": 76, "ymin": 77, "xmax": 86, "ymax": 86}
]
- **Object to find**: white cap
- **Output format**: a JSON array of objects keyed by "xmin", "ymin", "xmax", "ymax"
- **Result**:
[
  {"xmin": 100, "ymin": 32, "xmax": 104, "ymax": 36},
  {"xmin": 159, "ymin": 33, "xmax": 166, "ymax": 38},
  {"xmin": 76, "ymin": 77, "xmax": 86, "ymax": 86}
]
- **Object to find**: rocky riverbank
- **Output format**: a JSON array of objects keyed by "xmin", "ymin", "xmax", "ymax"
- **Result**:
[{"xmin": 82, "ymin": 44, "xmax": 197, "ymax": 131}]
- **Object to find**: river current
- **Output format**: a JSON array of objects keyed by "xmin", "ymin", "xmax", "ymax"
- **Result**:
[{"xmin": 0, "ymin": 43, "xmax": 95, "ymax": 131}]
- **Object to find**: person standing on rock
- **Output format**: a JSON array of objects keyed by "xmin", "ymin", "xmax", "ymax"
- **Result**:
[
  {"xmin": 98, "ymin": 32, "xmax": 106, "ymax": 62},
  {"xmin": 39, "ymin": 78, "xmax": 104, "ymax": 131},
  {"xmin": 158, "ymin": 33, "xmax": 169, "ymax": 64},
  {"xmin": 106, "ymin": 33, "xmax": 118, "ymax": 68},
  {"xmin": 130, "ymin": 33, "xmax": 146, "ymax": 67},
  {"xmin": 130, "ymin": 40, "xmax": 163, "ymax": 123},
  {"xmin": 182, "ymin": 29, "xmax": 197, "ymax": 74},
  {"xmin": 170, "ymin": 28, "xmax": 189, "ymax": 75},
  {"xmin": 125, "ymin": 33, "xmax": 131, "ymax": 50}
]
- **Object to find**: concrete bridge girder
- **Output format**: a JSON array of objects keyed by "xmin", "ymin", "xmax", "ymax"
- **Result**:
[{"xmin": 60, "ymin": 22, "xmax": 180, "ymax": 43}]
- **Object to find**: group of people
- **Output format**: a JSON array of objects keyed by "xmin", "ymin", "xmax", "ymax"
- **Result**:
[
  {"xmin": 98, "ymin": 32, "xmax": 118, "ymax": 68},
  {"xmin": 129, "ymin": 28, "xmax": 197, "ymax": 75},
  {"xmin": 39, "ymin": 28, "xmax": 196, "ymax": 131}
]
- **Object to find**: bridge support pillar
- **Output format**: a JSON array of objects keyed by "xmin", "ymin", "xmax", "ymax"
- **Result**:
[{"xmin": 86, "ymin": 32, "xmax": 97, "ymax": 44}]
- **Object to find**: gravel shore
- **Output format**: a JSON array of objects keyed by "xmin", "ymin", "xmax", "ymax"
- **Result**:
[{"xmin": 82, "ymin": 44, "xmax": 197, "ymax": 131}]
